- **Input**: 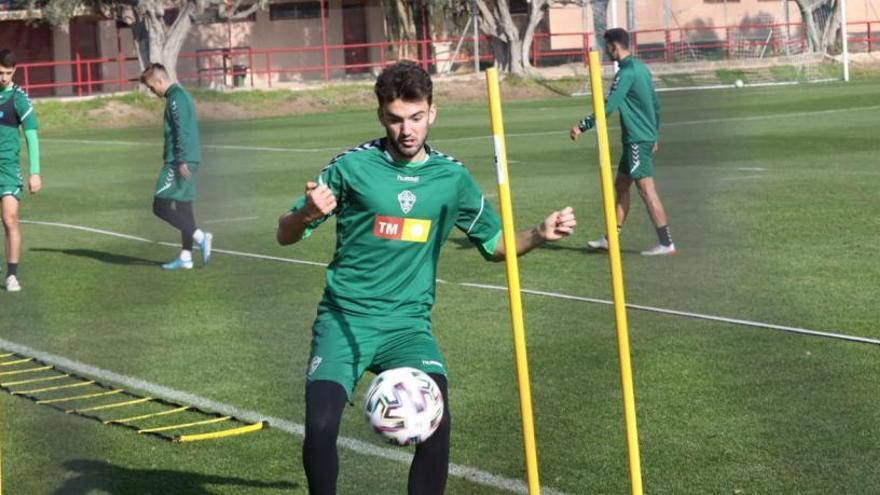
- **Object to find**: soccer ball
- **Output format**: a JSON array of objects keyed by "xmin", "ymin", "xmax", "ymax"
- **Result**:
[
  {"xmin": 734, "ymin": 79, "xmax": 745, "ymax": 88},
  {"xmin": 364, "ymin": 367, "xmax": 444, "ymax": 446}
]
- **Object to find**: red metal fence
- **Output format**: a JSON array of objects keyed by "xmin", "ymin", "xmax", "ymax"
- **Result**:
[{"xmin": 12, "ymin": 20, "xmax": 878, "ymax": 98}]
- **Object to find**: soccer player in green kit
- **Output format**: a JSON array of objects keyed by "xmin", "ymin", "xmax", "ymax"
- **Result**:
[
  {"xmin": 140, "ymin": 64, "xmax": 212, "ymax": 269},
  {"xmin": 0, "ymin": 49, "xmax": 42, "ymax": 292},
  {"xmin": 570, "ymin": 28, "xmax": 676, "ymax": 256},
  {"xmin": 277, "ymin": 61, "xmax": 576, "ymax": 495}
]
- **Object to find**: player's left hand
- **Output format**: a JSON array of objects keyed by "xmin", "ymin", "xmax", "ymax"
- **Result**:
[
  {"xmin": 28, "ymin": 174, "xmax": 41, "ymax": 194},
  {"xmin": 179, "ymin": 163, "xmax": 192, "ymax": 179},
  {"xmin": 652, "ymin": 142, "xmax": 660, "ymax": 153},
  {"xmin": 569, "ymin": 125, "xmax": 583, "ymax": 141},
  {"xmin": 539, "ymin": 206, "xmax": 576, "ymax": 241}
]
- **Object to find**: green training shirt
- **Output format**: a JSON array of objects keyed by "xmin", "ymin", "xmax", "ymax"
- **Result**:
[
  {"xmin": 0, "ymin": 84, "xmax": 38, "ymax": 184},
  {"xmin": 163, "ymin": 84, "xmax": 201, "ymax": 165},
  {"xmin": 579, "ymin": 55, "xmax": 660, "ymax": 144},
  {"xmin": 291, "ymin": 138, "xmax": 503, "ymax": 320}
]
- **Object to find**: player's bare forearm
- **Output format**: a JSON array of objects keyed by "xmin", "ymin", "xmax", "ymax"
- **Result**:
[
  {"xmin": 489, "ymin": 226, "xmax": 545, "ymax": 262},
  {"xmin": 277, "ymin": 182, "xmax": 337, "ymax": 245},
  {"xmin": 276, "ymin": 210, "xmax": 312, "ymax": 246},
  {"xmin": 490, "ymin": 206, "xmax": 576, "ymax": 261}
]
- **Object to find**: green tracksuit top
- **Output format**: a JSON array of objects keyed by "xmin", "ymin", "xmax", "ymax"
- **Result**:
[
  {"xmin": 0, "ymin": 84, "xmax": 37, "ymax": 184},
  {"xmin": 580, "ymin": 55, "xmax": 660, "ymax": 144},
  {"xmin": 163, "ymin": 84, "xmax": 201, "ymax": 165},
  {"xmin": 291, "ymin": 138, "xmax": 503, "ymax": 320}
]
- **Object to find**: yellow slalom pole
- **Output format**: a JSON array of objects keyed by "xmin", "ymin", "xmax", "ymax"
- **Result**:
[
  {"xmin": 587, "ymin": 51, "xmax": 644, "ymax": 495},
  {"xmin": 485, "ymin": 66, "xmax": 541, "ymax": 495}
]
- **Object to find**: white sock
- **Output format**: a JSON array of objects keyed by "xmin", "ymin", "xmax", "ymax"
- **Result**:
[
  {"xmin": 180, "ymin": 250, "xmax": 193, "ymax": 262},
  {"xmin": 192, "ymin": 229, "xmax": 205, "ymax": 243}
]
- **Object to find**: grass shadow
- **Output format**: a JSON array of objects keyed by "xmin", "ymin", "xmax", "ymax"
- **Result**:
[
  {"xmin": 31, "ymin": 248, "xmax": 160, "ymax": 266},
  {"xmin": 54, "ymin": 459, "xmax": 298, "ymax": 494}
]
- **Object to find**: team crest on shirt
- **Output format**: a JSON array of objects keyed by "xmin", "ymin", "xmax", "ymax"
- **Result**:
[{"xmin": 398, "ymin": 190, "xmax": 416, "ymax": 214}]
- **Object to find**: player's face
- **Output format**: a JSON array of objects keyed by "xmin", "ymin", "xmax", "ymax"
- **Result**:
[
  {"xmin": 378, "ymin": 98, "xmax": 437, "ymax": 162},
  {"xmin": 605, "ymin": 42, "xmax": 619, "ymax": 62},
  {"xmin": 142, "ymin": 76, "xmax": 166, "ymax": 97},
  {"xmin": 0, "ymin": 66, "xmax": 15, "ymax": 89}
]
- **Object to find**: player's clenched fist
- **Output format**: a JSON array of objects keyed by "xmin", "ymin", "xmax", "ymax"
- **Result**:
[
  {"xmin": 539, "ymin": 206, "xmax": 576, "ymax": 241},
  {"xmin": 302, "ymin": 181, "xmax": 337, "ymax": 221}
]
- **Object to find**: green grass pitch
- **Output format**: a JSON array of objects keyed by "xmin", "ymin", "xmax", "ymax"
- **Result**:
[{"xmin": 1, "ymin": 77, "xmax": 879, "ymax": 494}]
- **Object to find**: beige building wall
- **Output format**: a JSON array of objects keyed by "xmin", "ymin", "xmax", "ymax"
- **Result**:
[
  {"xmin": 550, "ymin": 0, "xmax": 876, "ymax": 50},
  {"xmin": 174, "ymin": 0, "xmax": 386, "ymax": 87},
  {"xmin": 548, "ymin": 5, "xmax": 590, "ymax": 50},
  {"xmin": 84, "ymin": 0, "xmax": 385, "ymax": 89}
]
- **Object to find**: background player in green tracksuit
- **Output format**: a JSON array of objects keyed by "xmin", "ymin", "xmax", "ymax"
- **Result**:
[
  {"xmin": 571, "ymin": 28, "xmax": 676, "ymax": 256},
  {"xmin": 277, "ymin": 61, "xmax": 577, "ymax": 495},
  {"xmin": 0, "ymin": 49, "xmax": 41, "ymax": 292},
  {"xmin": 140, "ymin": 64, "xmax": 212, "ymax": 270}
]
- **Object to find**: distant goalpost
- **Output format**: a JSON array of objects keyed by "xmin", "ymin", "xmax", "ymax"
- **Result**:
[{"xmin": 573, "ymin": 0, "xmax": 851, "ymax": 95}]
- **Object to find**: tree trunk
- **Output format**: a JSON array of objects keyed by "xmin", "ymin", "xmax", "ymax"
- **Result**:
[
  {"xmin": 162, "ymin": 3, "xmax": 194, "ymax": 81},
  {"xmin": 490, "ymin": 36, "xmax": 511, "ymax": 71},
  {"xmin": 476, "ymin": 0, "xmax": 553, "ymax": 74},
  {"xmin": 133, "ymin": 0, "xmax": 194, "ymax": 82},
  {"xmin": 795, "ymin": 0, "xmax": 843, "ymax": 53},
  {"xmin": 800, "ymin": 3, "xmax": 820, "ymax": 51},
  {"xmin": 520, "ymin": 0, "xmax": 549, "ymax": 73},
  {"xmin": 592, "ymin": 0, "xmax": 609, "ymax": 55},
  {"xmin": 476, "ymin": 0, "xmax": 523, "ymax": 73},
  {"xmin": 385, "ymin": 0, "xmax": 418, "ymax": 60},
  {"xmin": 818, "ymin": 0, "xmax": 841, "ymax": 52}
]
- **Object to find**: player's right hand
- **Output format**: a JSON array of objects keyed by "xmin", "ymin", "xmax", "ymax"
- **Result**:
[
  {"xmin": 303, "ymin": 181, "xmax": 337, "ymax": 221},
  {"xmin": 28, "ymin": 174, "xmax": 42, "ymax": 194},
  {"xmin": 569, "ymin": 125, "xmax": 583, "ymax": 141}
]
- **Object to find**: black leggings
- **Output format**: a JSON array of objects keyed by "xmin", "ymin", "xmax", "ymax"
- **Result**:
[
  {"xmin": 152, "ymin": 198, "xmax": 196, "ymax": 251},
  {"xmin": 303, "ymin": 374, "xmax": 451, "ymax": 495}
]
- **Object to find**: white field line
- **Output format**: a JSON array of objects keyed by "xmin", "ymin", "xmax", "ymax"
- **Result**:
[
  {"xmin": 20, "ymin": 220, "xmax": 154, "ymax": 244},
  {"xmin": 0, "ymin": 338, "xmax": 564, "ymax": 495},
  {"xmin": 721, "ymin": 175, "xmax": 764, "ymax": 181},
  {"xmin": 40, "ymin": 104, "xmax": 880, "ymax": 153},
  {"xmin": 458, "ymin": 283, "xmax": 880, "ymax": 346},
  {"xmin": 22, "ymin": 220, "xmax": 880, "ymax": 347},
  {"xmin": 574, "ymin": 78, "xmax": 838, "ymax": 97},
  {"xmin": 202, "ymin": 216, "xmax": 259, "ymax": 225},
  {"xmin": 737, "ymin": 167, "xmax": 766, "ymax": 172}
]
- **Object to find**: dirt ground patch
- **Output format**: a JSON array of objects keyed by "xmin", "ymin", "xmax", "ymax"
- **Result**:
[
  {"xmin": 40, "ymin": 67, "xmax": 585, "ymax": 133},
  {"xmin": 83, "ymin": 101, "xmax": 159, "ymax": 128}
]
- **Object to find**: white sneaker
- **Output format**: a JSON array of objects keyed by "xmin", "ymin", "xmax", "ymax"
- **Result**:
[
  {"xmin": 641, "ymin": 243, "xmax": 677, "ymax": 256},
  {"xmin": 198, "ymin": 232, "xmax": 213, "ymax": 266},
  {"xmin": 587, "ymin": 236, "xmax": 609, "ymax": 250},
  {"xmin": 5, "ymin": 275, "xmax": 21, "ymax": 292}
]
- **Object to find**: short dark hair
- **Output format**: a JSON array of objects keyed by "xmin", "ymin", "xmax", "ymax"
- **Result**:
[
  {"xmin": 374, "ymin": 60, "xmax": 433, "ymax": 107},
  {"xmin": 604, "ymin": 28, "xmax": 630, "ymax": 49},
  {"xmin": 140, "ymin": 63, "xmax": 168, "ymax": 84},
  {"xmin": 0, "ymin": 49, "xmax": 16, "ymax": 69}
]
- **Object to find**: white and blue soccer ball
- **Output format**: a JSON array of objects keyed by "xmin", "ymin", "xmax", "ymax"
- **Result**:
[
  {"xmin": 734, "ymin": 79, "xmax": 745, "ymax": 88},
  {"xmin": 364, "ymin": 367, "xmax": 444, "ymax": 446}
]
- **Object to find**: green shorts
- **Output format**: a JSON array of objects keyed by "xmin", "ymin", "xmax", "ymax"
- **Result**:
[
  {"xmin": 618, "ymin": 142, "xmax": 654, "ymax": 180},
  {"xmin": 306, "ymin": 311, "xmax": 447, "ymax": 399},
  {"xmin": 0, "ymin": 184, "xmax": 22, "ymax": 201},
  {"xmin": 154, "ymin": 163, "xmax": 198, "ymax": 202}
]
